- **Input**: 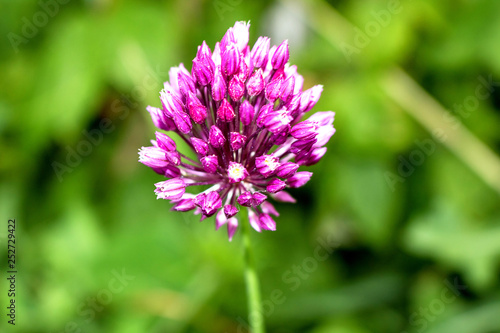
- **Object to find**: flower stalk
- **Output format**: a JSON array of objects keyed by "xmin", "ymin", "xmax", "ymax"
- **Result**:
[{"xmin": 242, "ymin": 212, "xmax": 265, "ymax": 333}]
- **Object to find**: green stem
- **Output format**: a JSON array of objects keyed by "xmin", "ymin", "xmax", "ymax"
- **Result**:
[{"xmin": 242, "ymin": 214, "xmax": 265, "ymax": 333}]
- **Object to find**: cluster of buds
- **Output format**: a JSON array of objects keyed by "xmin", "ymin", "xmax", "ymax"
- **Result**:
[{"xmin": 139, "ymin": 21, "xmax": 335, "ymax": 241}]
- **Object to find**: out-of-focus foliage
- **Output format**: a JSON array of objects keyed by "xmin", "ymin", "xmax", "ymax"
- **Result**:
[{"xmin": 1, "ymin": 0, "xmax": 500, "ymax": 332}]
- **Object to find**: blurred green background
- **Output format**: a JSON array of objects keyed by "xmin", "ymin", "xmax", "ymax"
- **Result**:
[{"xmin": 1, "ymin": 0, "xmax": 500, "ymax": 332}]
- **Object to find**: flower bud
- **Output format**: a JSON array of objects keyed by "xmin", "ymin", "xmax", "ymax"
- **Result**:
[
  {"xmin": 224, "ymin": 204, "xmax": 238, "ymax": 218},
  {"xmin": 186, "ymin": 91, "xmax": 208, "ymax": 124},
  {"xmin": 192, "ymin": 55, "xmax": 214, "ymax": 86},
  {"xmin": 194, "ymin": 193, "xmax": 206, "ymax": 207},
  {"xmin": 237, "ymin": 54, "xmax": 251, "ymax": 82},
  {"xmin": 237, "ymin": 192, "xmax": 267, "ymax": 207},
  {"xmin": 256, "ymin": 103, "xmax": 274, "ymax": 127},
  {"xmin": 266, "ymin": 178, "xmax": 286, "ymax": 193},
  {"xmin": 173, "ymin": 198, "xmax": 196, "ymax": 212},
  {"xmin": 247, "ymin": 69, "xmax": 265, "ymax": 96},
  {"xmin": 160, "ymin": 89, "xmax": 184, "ymax": 116},
  {"xmin": 146, "ymin": 106, "xmax": 176, "ymax": 131},
  {"xmin": 252, "ymin": 192, "xmax": 267, "ymax": 206},
  {"xmin": 222, "ymin": 44, "xmax": 241, "ymax": 77},
  {"xmin": 290, "ymin": 138, "xmax": 316, "ymax": 154},
  {"xmin": 240, "ymin": 100, "xmax": 255, "ymax": 125},
  {"xmin": 212, "ymin": 67, "xmax": 227, "ymax": 102},
  {"xmin": 271, "ymin": 191, "xmax": 296, "ymax": 203},
  {"xmin": 217, "ymin": 98, "xmax": 236, "ymax": 122},
  {"xmin": 216, "ymin": 208, "xmax": 228, "ymax": 230},
  {"xmin": 237, "ymin": 192, "xmax": 253, "ymax": 207},
  {"xmin": 271, "ymin": 40, "xmax": 289, "ymax": 69},
  {"xmin": 177, "ymin": 72, "xmax": 196, "ymax": 99},
  {"xmin": 248, "ymin": 209, "xmax": 261, "ymax": 232},
  {"xmin": 297, "ymin": 147, "xmax": 327, "ymax": 166},
  {"xmin": 279, "ymin": 75, "xmax": 295, "ymax": 102},
  {"xmin": 202, "ymin": 191, "xmax": 222, "ymax": 216},
  {"xmin": 227, "ymin": 217, "xmax": 238, "ymax": 241},
  {"xmin": 172, "ymin": 110, "xmax": 192, "ymax": 134},
  {"xmin": 265, "ymin": 75, "xmax": 283, "ymax": 101},
  {"xmin": 191, "ymin": 137, "xmax": 209, "ymax": 156},
  {"xmin": 154, "ymin": 178, "xmax": 186, "ymax": 200},
  {"xmin": 255, "ymin": 154, "xmax": 280, "ymax": 177},
  {"xmin": 155, "ymin": 132, "xmax": 176, "ymax": 151},
  {"xmin": 196, "ymin": 40, "xmax": 212, "ymax": 59},
  {"xmin": 251, "ymin": 36, "xmax": 270, "ymax": 69},
  {"xmin": 229, "ymin": 132, "xmax": 247, "ymax": 150},
  {"xmin": 220, "ymin": 28, "xmax": 236, "ymax": 53},
  {"xmin": 261, "ymin": 201, "xmax": 279, "ymax": 216},
  {"xmin": 259, "ymin": 213, "xmax": 276, "ymax": 231},
  {"xmin": 291, "ymin": 120, "xmax": 319, "ymax": 140},
  {"xmin": 308, "ymin": 111, "xmax": 336, "ymax": 146},
  {"xmin": 308, "ymin": 111, "xmax": 335, "ymax": 126},
  {"xmin": 164, "ymin": 165, "xmax": 181, "ymax": 178},
  {"xmin": 138, "ymin": 146, "xmax": 169, "ymax": 169},
  {"xmin": 285, "ymin": 93, "xmax": 301, "ymax": 115},
  {"xmin": 200, "ymin": 155, "xmax": 219, "ymax": 173},
  {"xmin": 165, "ymin": 151, "xmax": 180, "ymax": 166},
  {"xmin": 263, "ymin": 109, "xmax": 293, "ymax": 134},
  {"xmin": 275, "ymin": 162, "xmax": 298, "ymax": 178},
  {"xmin": 209, "ymin": 125, "xmax": 226, "ymax": 148},
  {"xmin": 269, "ymin": 125, "xmax": 290, "ymax": 145},
  {"xmin": 228, "ymin": 76, "xmax": 245, "ymax": 101},
  {"xmin": 287, "ymin": 171, "xmax": 312, "ymax": 188},
  {"xmin": 232, "ymin": 21, "xmax": 250, "ymax": 51},
  {"xmin": 299, "ymin": 85, "xmax": 323, "ymax": 112}
]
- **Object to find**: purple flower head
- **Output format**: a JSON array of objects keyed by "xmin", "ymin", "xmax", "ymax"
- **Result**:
[{"xmin": 139, "ymin": 21, "xmax": 336, "ymax": 240}]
